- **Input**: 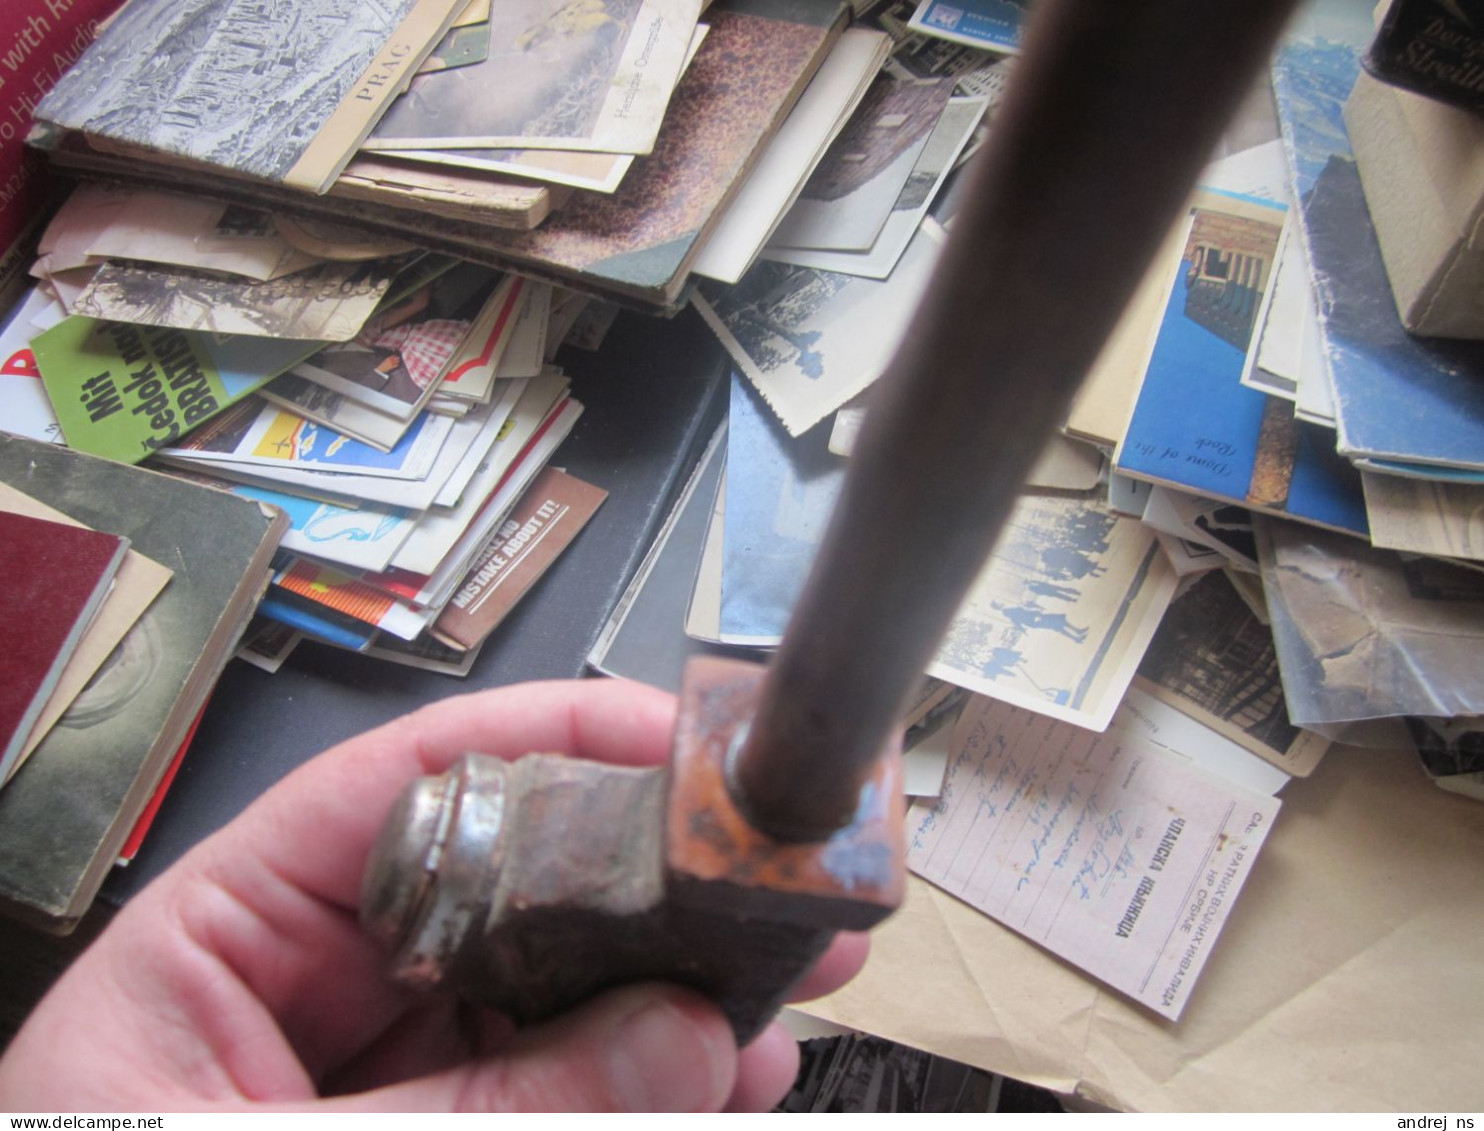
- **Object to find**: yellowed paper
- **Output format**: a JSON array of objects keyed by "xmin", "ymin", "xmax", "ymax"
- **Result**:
[
  {"xmin": 287, "ymin": 0, "xmax": 472, "ymax": 192},
  {"xmin": 909, "ymin": 694, "xmax": 1280, "ymax": 1020},
  {"xmin": 800, "ymin": 743, "xmax": 1484, "ymax": 1111},
  {"xmin": 1362, "ymin": 470, "xmax": 1484, "ymax": 563}
]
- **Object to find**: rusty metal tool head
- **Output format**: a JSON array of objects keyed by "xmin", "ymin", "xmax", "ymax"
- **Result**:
[{"xmin": 361, "ymin": 0, "xmax": 1305, "ymax": 1045}]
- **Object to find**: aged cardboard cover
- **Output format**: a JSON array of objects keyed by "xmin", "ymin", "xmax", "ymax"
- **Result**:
[
  {"xmin": 30, "ymin": 0, "xmax": 469, "ymax": 193},
  {"xmin": 0, "ymin": 433, "xmax": 288, "ymax": 930}
]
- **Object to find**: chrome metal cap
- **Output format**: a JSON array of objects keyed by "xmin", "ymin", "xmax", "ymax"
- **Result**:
[{"xmin": 360, "ymin": 770, "xmax": 459, "ymax": 957}]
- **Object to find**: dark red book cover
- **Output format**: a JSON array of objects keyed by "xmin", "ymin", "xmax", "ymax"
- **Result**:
[
  {"xmin": 0, "ymin": 507, "xmax": 129, "ymax": 777},
  {"xmin": 0, "ymin": 0, "xmax": 124, "ymax": 311}
]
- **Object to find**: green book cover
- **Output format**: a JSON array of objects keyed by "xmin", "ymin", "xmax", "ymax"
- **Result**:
[{"xmin": 33, "ymin": 316, "xmax": 320, "ymax": 464}]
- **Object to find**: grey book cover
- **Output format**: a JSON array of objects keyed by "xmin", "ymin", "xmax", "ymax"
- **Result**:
[{"xmin": 31, "ymin": 0, "xmax": 467, "ymax": 193}]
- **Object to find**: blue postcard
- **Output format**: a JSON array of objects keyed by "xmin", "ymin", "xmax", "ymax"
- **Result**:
[
  {"xmin": 1272, "ymin": 4, "xmax": 1484, "ymax": 473},
  {"xmin": 719, "ymin": 369, "xmax": 845, "ymax": 644},
  {"xmin": 907, "ymin": 0, "xmax": 1028, "ymax": 54},
  {"xmin": 225, "ymin": 482, "xmax": 415, "ymax": 573},
  {"xmin": 1115, "ymin": 192, "xmax": 1369, "ymax": 537}
]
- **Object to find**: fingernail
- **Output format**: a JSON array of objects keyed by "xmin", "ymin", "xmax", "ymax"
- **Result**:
[{"xmin": 607, "ymin": 991, "xmax": 732, "ymax": 1112}]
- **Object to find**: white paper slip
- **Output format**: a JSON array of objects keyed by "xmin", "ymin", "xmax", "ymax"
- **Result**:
[
  {"xmin": 907, "ymin": 694, "xmax": 1280, "ymax": 1021},
  {"xmin": 1109, "ymin": 686, "xmax": 1291, "ymax": 798}
]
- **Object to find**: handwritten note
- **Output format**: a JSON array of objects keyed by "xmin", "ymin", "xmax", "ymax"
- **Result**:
[{"xmin": 908, "ymin": 695, "xmax": 1280, "ymax": 1020}]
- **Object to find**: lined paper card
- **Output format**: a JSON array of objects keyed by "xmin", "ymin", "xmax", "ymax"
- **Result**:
[{"xmin": 908, "ymin": 694, "xmax": 1280, "ymax": 1020}]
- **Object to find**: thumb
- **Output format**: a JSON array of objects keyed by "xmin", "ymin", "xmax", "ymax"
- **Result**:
[{"xmin": 326, "ymin": 984, "xmax": 739, "ymax": 1112}]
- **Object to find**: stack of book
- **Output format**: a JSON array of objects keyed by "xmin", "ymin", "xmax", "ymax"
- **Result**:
[
  {"xmin": 4, "ymin": 0, "xmax": 1027, "ymax": 686},
  {"xmin": 0, "ymin": 432, "xmax": 287, "ymax": 930}
]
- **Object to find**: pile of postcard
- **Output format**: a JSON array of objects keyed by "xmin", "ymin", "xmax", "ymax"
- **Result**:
[
  {"xmin": 22, "ymin": 0, "xmax": 880, "ymax": 311},
  {"xmin": 2, "ymin": 178, "xmax": 626, "ymax": 677},
  {"xmin": 2, "ymin": 0, "xmax": 1025, "ymax": 677},
  {"xmin": 592, "ymin": 0, "xmax": 1484, "ymax": 1023}
]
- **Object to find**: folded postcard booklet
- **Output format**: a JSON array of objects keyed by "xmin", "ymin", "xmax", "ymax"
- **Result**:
[
  {"xmin": 1112, "ymin": 190, "xmax": 1370, "ymax": 538},
  {"xmin": 32, "ymin": 316, "xmax": 322, "ymax": 465},
  {"xmin": 29, "ymin": 0, "xmax": 470, "ymax": 194}
]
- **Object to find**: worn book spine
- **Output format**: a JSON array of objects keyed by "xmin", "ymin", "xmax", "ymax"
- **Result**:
[{"xmin": 432, "ymin": 467, "xmax": 608, "ymax": 651}]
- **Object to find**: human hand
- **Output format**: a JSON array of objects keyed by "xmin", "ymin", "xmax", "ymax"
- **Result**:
[{"xmin": 0, "ymin": 679, "xmax": 867, "ymax": 1112}]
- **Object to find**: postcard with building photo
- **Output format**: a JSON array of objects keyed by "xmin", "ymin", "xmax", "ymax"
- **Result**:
[
  {"xmin": 1114, "ymin": 191, "xmax": 1370, "ymax": 538},
  {"xmin": 766, "ymin": 75, "xmax": 956, "ymax": 253},
  {"xmin": 367, "ymin": 0, "xmax": 704, "ymax": 155},
  {"xmin": 765, "ymin": 95, "xmax": 987, "ymax": 278},
  {"xmin": 1133, "ymin": 569, "xmax": 1329, "ymax": 776},
  {"xmin": 928, "ymin": 491, "xmax": 1179, "ymax": 732},
  {"xmin": 71, "ymin": 255, "xmax": 416, "ymax": 342},
  {"xmin": 694, "ymin": 225, "xmax": 942, "ymax": 436}
]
